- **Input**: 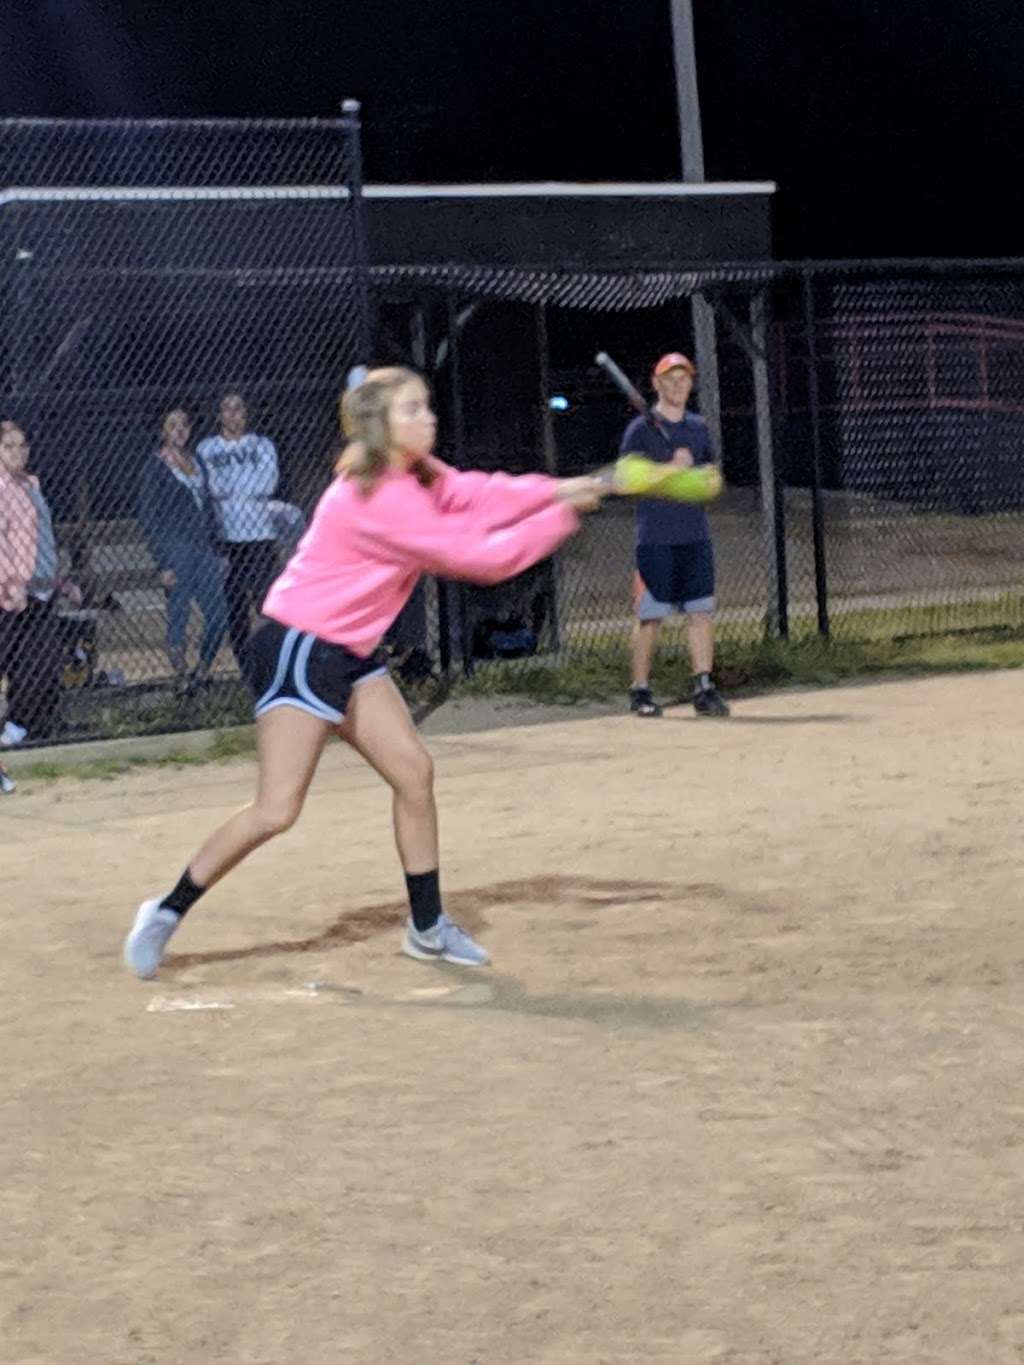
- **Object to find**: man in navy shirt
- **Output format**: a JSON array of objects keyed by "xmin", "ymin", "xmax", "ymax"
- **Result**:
[{"xmin": 620, "ymin": 352, "xmax": 729, "ymax": 718}]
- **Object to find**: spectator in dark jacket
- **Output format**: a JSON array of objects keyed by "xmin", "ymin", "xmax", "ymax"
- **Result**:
[{"xmin": 137, "ymin": 409, "xmax": 227, "ymax": 689}]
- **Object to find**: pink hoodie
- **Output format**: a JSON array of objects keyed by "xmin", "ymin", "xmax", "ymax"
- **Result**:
[
  {"xmin": 0, "ymin": 470, "xmax": 39, "ymax": 612},
  {"xmin": 262, "ymin": 460, "xmax": 578, "ymax": 657}
]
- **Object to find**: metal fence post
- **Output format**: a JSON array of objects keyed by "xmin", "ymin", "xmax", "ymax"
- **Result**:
[
  {"xmin": 801, "ymin": 267, "xmax": 830, "ymax": 638},
  {"xmin": 536, "ymin": 302, "xmax": 561, "ymax": 653},
  {"xmin": 340, "ymin": 98, "xmax": 371, "ymax": 362},
  {"xmin": 692, "ymin": 293, "xmax": 723, "ymax": 454},
  {"xmin": 446, "ymin": 285, "xmax": 473, "ymax": 675},
  {"xmin": 750, "ymin": 288, "xmax": 788, "ymax": 637}
]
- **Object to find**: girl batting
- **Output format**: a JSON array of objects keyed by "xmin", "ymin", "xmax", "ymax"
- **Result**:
[{"xmin": 124, "ymin": 367, "xmax": 606, "ymax": 976}]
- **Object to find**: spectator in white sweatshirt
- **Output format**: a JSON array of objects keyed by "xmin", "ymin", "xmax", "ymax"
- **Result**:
[{"xmin": 196, "ymin": 392, "xmax": 280, "ymax": 668}]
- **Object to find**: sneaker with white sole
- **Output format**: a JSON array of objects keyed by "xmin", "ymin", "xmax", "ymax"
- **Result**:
[
  {"xmin": 1, "ymin": 720, "xmax": 27, "ymax": 748},
  {"xmin": 0, "ymin": 765, "xmax": 14, "ymax": 795},
  {"xmin": 402, "ymin": 913, "xmax": 490, "ymax": 967},
  {"xmin": 123, "ymin": 898, "xmax": 181, "ymax": 978},
  {"xmin": 629, "ymin": 686, "xmax": 662, "ymax": 718}
]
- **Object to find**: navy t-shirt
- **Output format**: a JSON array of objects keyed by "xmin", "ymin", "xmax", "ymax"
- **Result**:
[{"xmin": 619, "ymin": 411, "xmax": 714, "ymax": 546}]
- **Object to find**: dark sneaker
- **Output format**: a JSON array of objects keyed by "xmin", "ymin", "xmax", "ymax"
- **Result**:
[
  {"xmin": 629, "ymin": 687, "xmax": 662, "ymax": 718},
  {"xmin": 693, "ymin": 684, "xmax": 730, "ymax": 717}
]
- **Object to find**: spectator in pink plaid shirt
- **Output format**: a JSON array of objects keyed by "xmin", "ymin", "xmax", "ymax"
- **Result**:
[{"xmin": 0, "ymin": 420, "xmax": 81, "ymax": 748}]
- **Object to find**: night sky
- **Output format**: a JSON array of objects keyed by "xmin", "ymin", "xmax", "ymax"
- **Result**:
[{"xmin": 3, "ymin": 0, "xmax": 1023, "ymax": 259}]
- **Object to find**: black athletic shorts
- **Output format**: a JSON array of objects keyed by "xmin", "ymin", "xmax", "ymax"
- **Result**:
[
  {"xmin": 634, "ymin": 542, "xmax": 716, "ymax": 618},
  {"xmin": 244, "ymin": 618, "xmax": 388, "ymax": 724}
]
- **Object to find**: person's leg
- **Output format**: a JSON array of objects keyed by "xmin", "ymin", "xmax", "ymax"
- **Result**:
[
  {"xmin": 6, "ymin": 600, "xmax": 64, "ymax": 739},
  {"xmin": 190, "ymin": 706, "xmax": 330, "ymax": 884},
  {"xmin": 251, "ymin": 540, "xmax": 281, "ymax": 610},
  {"xmin": 687, "ymin": 610, "xmax": 728, "ymax": 715},
  {"xmin": 685, "ymin": 611, "xmax": 715, "ymax": 676},
  {"xmin": 222, "ymin": 543, "xmax": 253, "ymax": 670},
  {"xmin": 224, "ymin": 541, "xmax": 278, "ymax": 669},
  {"xmin": 33, "ymin": 603, "xmax": 65, "ymax": 738},
  {"xmin": 0, "ymin": 608, "xmax": 16, "ymax": 680},
  {"xmin": 191, "ymin": 554, "xmax": 229, "ymax": 678},
  {"xmin": 629, "ymin": 619, "xmax": 665, "ymax": 717},
  {"xmin": 123, "ymin": 705, "xmax": 330, "ymax": 977},
  {"xmin": 339, "ymin": 674, "xmax": 437, "ymax": 873},
  {"xmin": 631, "ymin": 618, "xmax": 662, "ymax": 692},
  {"xmin": 0, "ymin": 607, "xmax": 28, "ymax": 743},
  {"xmin": 681, "ymin": 542, "xmax": 729, "ymax": 717},
  {"xmin": 338, "ymin": 673, "xmax": 488, "ymax": 965},
  {"xmin": 629, "ymin": 556, "xmax": 671, "ymax": 717},
  {"xmin": 165, "ymin": 576, "xmax": 191, "ymax": 678}
]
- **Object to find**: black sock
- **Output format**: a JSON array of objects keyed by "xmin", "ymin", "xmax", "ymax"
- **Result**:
[
  {"xmin": 405, "ymin": 869, "xmax": 442, "ymax": 933},
  {"xmin": 694, "ymin": 672, "xmax": 713, "ymax": 693},
  {"xmin": 159, "ymin": 868, "xmax": 207, "ymax": 919}
]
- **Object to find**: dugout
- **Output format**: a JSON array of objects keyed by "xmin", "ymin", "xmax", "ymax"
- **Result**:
[{"xmin": 359, "ymin": 181, "xmax": 791, "ymax": 662}]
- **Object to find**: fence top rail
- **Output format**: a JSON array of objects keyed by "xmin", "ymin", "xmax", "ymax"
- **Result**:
[
  {"xmin": 0, "ymin": 116, "xmax": 353, "ymax": 131},
  {"xmin": 0, "ymin": 185, "xmax": 353, "ymax": 205},
  {"xmin": 368, "ymin": 255, "xmax": 1024, "ymax": 273},
  {"xmin": 0, "ymin": 181, "xmax": 775, "ymax": 203},
  {"xmin": 361, "ymin": 181, "xmax": 778, "ymax": 198},
  {"xmin": 365, "ymin": 257, "xmax": 1024, "ymax": 289},
  {"xmin": 784, "ymin": 256, "xmax": 1024, "ymax": 274}
]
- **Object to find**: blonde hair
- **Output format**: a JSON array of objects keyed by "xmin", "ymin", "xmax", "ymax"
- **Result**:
[{"xmin": 335, "ymin": 365, "xmax": 436, "ymax": 494}]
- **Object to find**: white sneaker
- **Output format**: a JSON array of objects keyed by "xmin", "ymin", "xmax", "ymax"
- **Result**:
[
  {"xmin": 0, "ymin": 766, "xmax": 14, "ymax": 795},
  {"xmin": 123, "ymin": 898, "xmax": 181, "ymax": 978},
  {"xmin": 1, "ymin": 721, "xmax": 27, "ymax": 748},
  {"xmin": 401, "ymin": 913, "xmax": 490, "ymax": 967}
]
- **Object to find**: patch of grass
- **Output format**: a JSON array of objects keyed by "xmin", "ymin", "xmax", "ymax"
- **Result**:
[
  {"xmin": 463, "ymin": 648, "xmax": 629, "ymax": 706},
  {"xmin": 811, "ymin": 598, "xmax": 1024, "ymax": 645},
  {"xmin": 551, "ymin": 595, "xmax": 1024, "ymax": 659},
  {"xmin": 207, "ymin": 728, "xmax": 257, "ymax": 761},
  {"xmin": 460, "ymin": 624, "xmax": 1024, "ymax": 707},
  {"xmin": 59, "ymin": 680, "xmax": 254, "ymax": 744},
  {"xmin": 14, "ymin": 760, "xmax": 70, "ymax": 782},
  {"xmin": 14, "ymin": 727, "xmax": 257, "ymax": 784},
  {"xmin": 721, "ymin": 626, "xmax": 1024, "ymax": 691}
]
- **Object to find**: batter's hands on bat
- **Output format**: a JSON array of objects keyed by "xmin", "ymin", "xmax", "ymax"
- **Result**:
[{"xmin": 555, "ymin": 475, "xmax": 609, "ymax": 513}]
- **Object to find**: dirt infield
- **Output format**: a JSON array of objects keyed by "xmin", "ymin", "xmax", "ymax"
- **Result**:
[{"xmin": 5, "ymin": 673, "xmax": 1024, "ymax": 1364}]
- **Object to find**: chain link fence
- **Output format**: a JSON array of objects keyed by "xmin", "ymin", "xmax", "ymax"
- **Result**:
[
  {"xmin": 3, "ymin": 131, "xmax": 1024, "ymax": 753},
  {"xmin": 369, "ymin": 259, "xmax": 1024, "ymax": 688},
  {"xmin": 0, "ymin": 112, "xmax": 373, "ymax": 748},
  {"xmin": 795, "ymin": 265, "xmax": 1024, "ymax": 642}
]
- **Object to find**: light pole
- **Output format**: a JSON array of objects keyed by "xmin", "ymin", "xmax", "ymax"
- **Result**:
[{"xmin": 669, "ymin": 0, "xmax": 722, "ymax": 454}]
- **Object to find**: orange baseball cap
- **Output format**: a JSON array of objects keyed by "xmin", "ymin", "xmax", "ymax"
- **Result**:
[{"xmin": 652, "ymin": 352, "xmax": 696, "ymax": 379}]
